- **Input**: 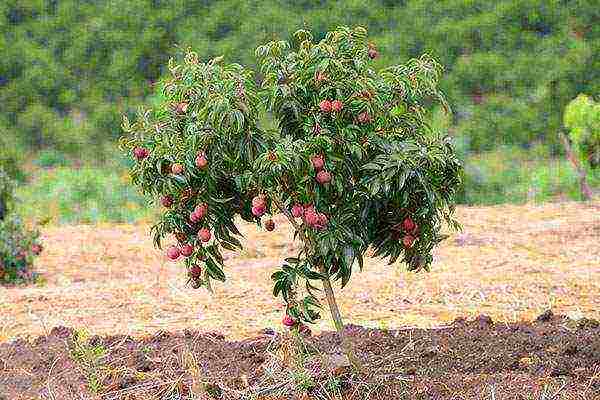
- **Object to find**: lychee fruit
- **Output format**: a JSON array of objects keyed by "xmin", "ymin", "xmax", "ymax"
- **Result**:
[
  {"xmin": 166, "ymin": 246, "xmax": 181, "ymax": 261},
  {"xmin": 198, "ymin": 228, "xmax": 211, "ymax": 242},
  {"xmin": 315, "ymin": 71, "xmax": 326, "ymax": 83},
  {"xmin": 402, "ymin": 217, "xmax": 416, "ymax": 232},
  {"xmin": 252, "ymin": 205, "xmax": 266, "ymax": 217},
  {"xmin": 176, "ymin": 102, "xmax": 189, "ymax": 113},
  {"xmin": 133, "ymin": 147, "xmax": 149, "ymax": 161},
  {"xmin": 317, "ymin": 213, "xmax": 329, "ymax": 227},
  {"xmin": 331, "ymin": 100, "xmax": 343, "ymax": 112},
  {"xmin": 357, "ymin": 111, "xmax": 373, "ymax": 124},
  {"xmin": 161, "ymin": 195, "xmax": 174, "ymax": 208},
  {"xmin": 252, "ymin": 195, "xmax": 267, "ymax": 208},
  {"xmin": 368, "ymin": 48, "xmax": 379, "ymax": 59},
  {"xmin": 265, "ymin": 219, "xmax": 275, "ymax": 231},
  {"xmin": 319, "ymin": 99, "xmax": 332, "ymax": 113},
  {"xmin": 181, "ymin": 244, "xmax": 194, "ymax": 257},
  {"xmin": 31, "ymin": 244, "xmax": 43, "ymax": 255},
  {"xmin": 195, "ymin": 153, "xmax": 208, "ymax": 169},
  {"xmin": 403, "ymin": 235, "xmax": 415, "ymax": 248},
  {"xmin": 316, "ymin": 170, "xmax": 332, "ymax": 185},
  {"xmin": 194, "ymin": 203, "xmax": 208, "ymax": 219},
  {"xmin": 190, "ymin": 210, "xmax": 201, "ymax": 223},
  {"xmin": 298, "ymin": 324, "xmax": 312, "ymax": 337},
  {"xmin": 189, "ymin": 264, "xmax": 202, "ymax": 279},
  {"xmin": 282, "ymin": 315, "xmax": 296, "ymax": 327},
  {"xmin": 171, "ymin": 163, "xmax": 184, "ymax": 175},
  {"xmin": 291, "ymin": 204, "xmax": 304, "ymax": 218},
  {"xmin": 304, "ymin": 208, "xmax": 320, "ymax": 227},
  {"xmin": 311, "ymin": 155, "xmax": 324, "ymax": 171}
]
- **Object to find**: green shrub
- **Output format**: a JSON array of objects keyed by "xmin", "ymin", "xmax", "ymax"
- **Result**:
[
  {"xmin": 564, "ymin": 94, "xmax": 600, "ymax": 169},
  {"xmin": 0, "ymin": 169, "xmax": 42, "ymax": 284}
]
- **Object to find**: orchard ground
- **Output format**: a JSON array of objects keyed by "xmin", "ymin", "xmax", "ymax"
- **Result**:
[
  {"xmin": 0, "ymin": 201, "xmax": 599, "ymax": 399},
  {"xmin": 1, "ymin": 201, "xmax": 599, "ymax": 341}
]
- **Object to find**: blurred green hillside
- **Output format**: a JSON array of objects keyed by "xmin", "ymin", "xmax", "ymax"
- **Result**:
[{"xmin": 1, "ymin": 0, "xmax": 598, "ymax": 222}]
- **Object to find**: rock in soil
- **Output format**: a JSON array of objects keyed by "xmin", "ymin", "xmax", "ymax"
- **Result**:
[{"xmin": 1, "ymin": 315, "xmax": 599, "ymax": 399}]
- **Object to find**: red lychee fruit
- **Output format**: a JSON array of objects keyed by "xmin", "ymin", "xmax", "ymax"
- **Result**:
[
  {"xmin": 171, "ymin": 163, "xmax": 184, "ymax": 175},
  {"xmin": 291, "ymin": 204, "xmax": 304, "ymax": 218},
  {"xmin": 402, "ymin": 217, "xmax": 417, "ymax": 232},
  {"xmin": 181, "ymin": 244, "xmax": 194, "ymax": 257},
  {"xmin": 195, "ymin": 153, "xmax": 208, "ymax": 169},
  {"xmin": 282, "ymin": 315, "xmax": 296, "ymax": 327},
  {"xmin": 403, "ymin": 235, "xmax": 415, "ymax": 248},
  {"xmin": 133, "ymin": 147, "xmax": 149, "ymax": 161},
  {"xmin": 194, "ymin": 203, "xmax": 208, "ymax": 219},
  {"xmin": 311, "ymin": 155, "xmax": 324, "ymax": 171},
  {"xmin": 317, "ymin": 213, "xmax": 329, "ymax": 227},
  {"xmin": 166, "ymin": 246, "xmax": 181, "ymax": 261},
  {"xmin": 331, "ymin": 99, "xmax": 343, "ymax": 112},
  {"xmin": 198, "ymin": 228, "xmax": 211, "ymax": 242},
  {"xmin": 368, "ymin": 48, "xmax": 379, "ymax": 59},
  {"xmin": 319, "ymin": 99, "xmax": 332, "ymax": 113},
  {"xmin": 357, "ymin": 111, "xmax": 373, "ymax": 124},
  {"xmin": 316, "ymin": 170, "xmax": 332, "ymax": 185},
  {"xmin": 190, "ymin": 210, "xmax": 201, "ymax": 223},
  {"xmin": 265, "ymin": 219, "xmax": 275, "ymax": 231},
  {"xmin": 176, "ymin": 102, "xmax": 189, "ymax": 113},
  {"xmin": 161, "ymin": 195, "xmax": 174, "ymax": 208},
  {"xmin": 298, "ymin": 324, "xmax": 312, "ymax": 337},
  {"xmin": 315, "ymin": 71, "xmax": 326, "ymax": 83},
  {"xmin": 189, "ymin": 264, "xmax": 202, "ymax": 279},
  {"xmin": 304, "ymin": 208, "xmax": 320, "ymax": 227},
  {"xmin": 31, "ymin": 244, "xmax": 43, "ymax": 255},
  {"xmin": 252, "ymin": 195, "xmax": 267, "ymax": 208},
  {"xmin": 252, "ymin": 205, "xmax": 266, "ymax": 217}
]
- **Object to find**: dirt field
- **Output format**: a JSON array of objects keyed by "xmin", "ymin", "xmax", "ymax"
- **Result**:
[
  {"xmin": 0, "ymin": 201, "xmax": 599, "ymax": 399},
  {"xmin": 1, "ymin": 201, "xmax": 598, "ymax": 342},
  {"xmin": 1, "ymin": 314, "xmax": 599, "ymax": 399}
]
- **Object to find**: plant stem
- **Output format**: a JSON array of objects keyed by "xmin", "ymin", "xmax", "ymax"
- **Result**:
[
  {"xmin": 560, "ymin": 131, "xmax": 593, "ymax": 201},
  {"xmin": 318, "ymin": 264, "xmax": 363, "ymax": 371},
  {"xmin": 272, "ymin": 195, "xmax": 362, "ymax": 370}
]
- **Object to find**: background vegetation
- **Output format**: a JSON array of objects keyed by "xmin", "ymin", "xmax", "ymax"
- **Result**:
[{"xmin": 1, "ymin": 0, "xmax": 598, "ymax": 223}]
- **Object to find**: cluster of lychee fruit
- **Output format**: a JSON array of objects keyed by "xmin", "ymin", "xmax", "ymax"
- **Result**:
[
  {"xmin": 311, "ymin": 155, "xmax": 331, "ymax": 185},
  {"xmin": 319, "ymin": 99, "xmax": 344, "ymax": 113},
  {"xmin": 400, "ymin": 217, "xmax": 418, "ymax": 249},
  {"xmin": 291, "ymin": 203, "xmax": 329, "ymax": 231},
  {"xmin": 251, "ymin": 195, "xmax": 275, "ymax": 231}
]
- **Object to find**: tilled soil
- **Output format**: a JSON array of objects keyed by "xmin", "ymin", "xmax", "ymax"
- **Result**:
[{"xmin": 1, "ymin": 312, "xmax": 599, "ymax": 400}]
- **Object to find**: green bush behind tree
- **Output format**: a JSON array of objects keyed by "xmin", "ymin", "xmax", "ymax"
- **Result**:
[{"xmin": 1, "ymin": 0, "xmax": 598, "ymax": 166}]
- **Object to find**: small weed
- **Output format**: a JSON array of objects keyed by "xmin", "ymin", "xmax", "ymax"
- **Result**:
[{"xmin": 69, "ymin": 329, "xmax": 108, "ymax": 394}]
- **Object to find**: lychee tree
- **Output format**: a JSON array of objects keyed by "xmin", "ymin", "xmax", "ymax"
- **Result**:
[{"xmin": 121, "ymin": 26, "xmax": 462, "ymax": 366}]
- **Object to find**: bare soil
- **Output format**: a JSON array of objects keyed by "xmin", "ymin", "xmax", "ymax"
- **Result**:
[
  {"xmin": 1, "ymin": 312, "xmax": 599, "ymax": 399},
  {"xmin": 1, "ymin": 202, "xmax": 599, "ymax": 342}
]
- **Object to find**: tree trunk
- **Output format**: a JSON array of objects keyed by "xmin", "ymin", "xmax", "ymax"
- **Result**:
[
  {"xmin": 560, "ymin": 131, "xmax": 593, "ymax": 201},
  {"xmin": 318, "ymin": 264, "xmax": 363, "ymax": 370}
]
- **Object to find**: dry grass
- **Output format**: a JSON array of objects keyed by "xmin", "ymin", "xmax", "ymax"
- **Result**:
[{"xmin": 1, "ymin": 201, "xmax": 599, "ymax": 342}]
